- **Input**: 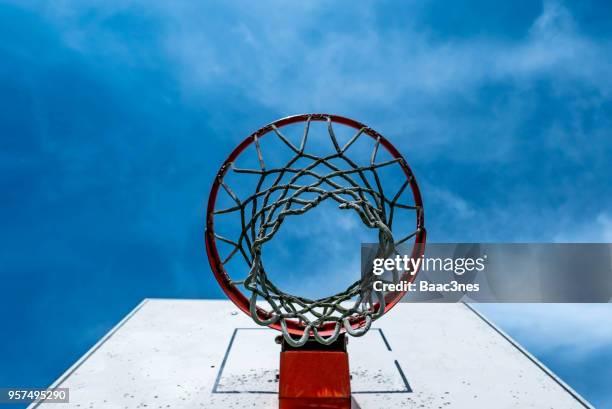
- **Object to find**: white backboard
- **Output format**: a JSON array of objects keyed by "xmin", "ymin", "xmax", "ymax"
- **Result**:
[{"xmin": 30, "ymin": 299, "xmax": 592, "ymax": 408}]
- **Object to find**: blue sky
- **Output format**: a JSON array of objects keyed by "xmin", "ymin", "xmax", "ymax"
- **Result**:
[{"xmin": 1, "ymin": 0, "xmax": 611, "ymax": 407}]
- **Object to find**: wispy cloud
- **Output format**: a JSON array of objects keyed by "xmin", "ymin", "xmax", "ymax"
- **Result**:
[
  {"xmin": 554, "ymin": 212, "xmax": 612, "ymax": 243},
  {"xmin": 476, "ymin": 302, "xmax": 612, "ymax": 407},
  {"xmin": 477, "ymin": 303, "xmax": 612, "ymax": 356},
  {"xmin": 22, "ymin": 0, "xmax": 612, "ymax": 171}
]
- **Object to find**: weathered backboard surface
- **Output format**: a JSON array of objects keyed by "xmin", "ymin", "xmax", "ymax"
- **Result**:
[{"xmin": 30, "ymin": 299, "xmax": 592, "ymax": 408}]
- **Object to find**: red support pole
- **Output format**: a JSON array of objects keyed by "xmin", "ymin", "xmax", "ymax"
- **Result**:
[{"xmin": 278, "ymin": 335, "xmax": 351, "ymax": 409}]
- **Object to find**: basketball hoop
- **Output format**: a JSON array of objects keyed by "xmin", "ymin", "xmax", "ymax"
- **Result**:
[{"xmin": 205, "ymin": 114, "xmax": 426, "ymax": 348}]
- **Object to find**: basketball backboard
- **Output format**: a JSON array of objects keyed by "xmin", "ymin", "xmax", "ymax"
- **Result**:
[{"xmin": 29, "ymin": 299, "xmax": 592, "ymax": 408}]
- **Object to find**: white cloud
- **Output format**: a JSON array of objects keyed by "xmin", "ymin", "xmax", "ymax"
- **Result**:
[
  {"xmin": 28, "ymin": 1, "xmax": 612, "ymax": 104},
  {"xmin": 10, "ymin": 0, "xmax": 607, "ymax": 171},
  {"xmin": 171, "ymin": 1, "xmax": 611, "ymax": 109},
  {"xmin": 554, "ymin": 212, "xmax": 612, "ymax": 243},
  {"xmin": 12, "ymin": 0, "xmax": 610, "ymax": 244},
  {"xmin": 599, "ymin": 214, "xmax": 612, "ymax": 242},
  {"xmin": 426, "ymin": 185, "xmax": 476, "ymax": 220},
  {"xmin": 476, "ymin": 303, "xmax": 612, "ymax": 357}
]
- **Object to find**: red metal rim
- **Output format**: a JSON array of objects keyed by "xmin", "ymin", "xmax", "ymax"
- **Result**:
[{"xmin": 205, "ymin": 114, "xmax": 426, "ymax": 336}]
